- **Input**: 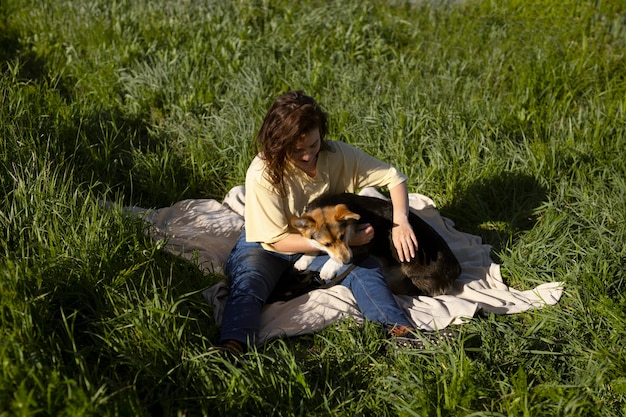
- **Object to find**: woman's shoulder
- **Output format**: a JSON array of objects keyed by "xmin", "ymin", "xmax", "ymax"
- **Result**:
[
  {"xmin": 246, "ymin": 155, "xmax": 274, "ymax": 189},
  {"xmin": 324, "ymin": 140, "xmax": 359, "ymax": 155},
  {"xmin": 326, "ymin": 140, "xmax": 350, "ymax": 149},
  {"xmin": 247, "ymin": 154, "xmax": 265, "ymax": 170},
  {"xmin": 324, "ymin": 140, "xmax": 367, "ymax": 163}
]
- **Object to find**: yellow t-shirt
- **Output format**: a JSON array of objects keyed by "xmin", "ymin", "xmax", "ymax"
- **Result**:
[{"xmin": 244, "ymin": 140, "xmax": 407, "ymax": 252}]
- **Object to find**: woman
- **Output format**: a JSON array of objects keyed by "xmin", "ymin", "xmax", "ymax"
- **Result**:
[{"xmin": 218, "ymin": 91, "xmax": 419, "ymax": 353}]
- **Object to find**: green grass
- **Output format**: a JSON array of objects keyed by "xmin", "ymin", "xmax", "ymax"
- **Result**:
[{"xmin": 1, "ymin": 0, "xmax": 625, "ymax": 415}]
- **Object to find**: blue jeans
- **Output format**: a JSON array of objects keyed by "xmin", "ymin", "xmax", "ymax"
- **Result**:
[{"xmin": 219, "ymin": 230, "xmax": 413, "ymax": 345}]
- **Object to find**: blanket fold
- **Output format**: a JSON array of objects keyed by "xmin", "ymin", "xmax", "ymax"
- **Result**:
[{"xmin": 129, "ymin": 186, "xmax": 564, "ymax": 343}]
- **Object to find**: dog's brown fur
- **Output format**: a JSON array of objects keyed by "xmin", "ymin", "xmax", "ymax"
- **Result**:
[
  {"xmin": 291, "ymin": 204, "xmax": 360, "ymax": 264},
  {"xmin": 291, "ymin": 193, "xmax": 461, "ymax": 296}
]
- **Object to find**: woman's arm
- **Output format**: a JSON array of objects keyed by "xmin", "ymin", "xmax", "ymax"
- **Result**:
[
  {"xmin": 270, "ymin": 184, "xmax": 415, "ymax": 257},
  {"xmin": 270, "ymin": 233, "xmax": 320, "ymax": 253},
  {"xmin": 389, "ymin": 181, "xmax": 418, "ymax": 262}
]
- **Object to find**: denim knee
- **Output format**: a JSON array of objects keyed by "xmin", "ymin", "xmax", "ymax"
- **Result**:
[
  {"xmin": 341, "ymin": 257, "xmax": 413, "ymax": 327},
  {"xmin": 220, "ymin": 229, "xmax": 305, "ymax": 345}
]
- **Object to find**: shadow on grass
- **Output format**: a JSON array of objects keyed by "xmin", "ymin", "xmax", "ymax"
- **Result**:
[
  {"xmin": 441, "ymin": 171, "xmax": 548, "ymax": 260},
  {"xmin": 15, "ymin": 237, "xmax": 222, "ymax": 414},
  {"xmin": 0, "ymin": 18, "xmax": 20, "ymax": 65},
  {"xmin": 2, "ymin": 34, "xmax": 225, "ymax": 208},
  {"xmin": 66, "ymin": 107, "xmax": 230, "ymax": 208}
]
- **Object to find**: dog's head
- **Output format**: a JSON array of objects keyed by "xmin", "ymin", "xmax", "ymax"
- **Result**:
[{"xmin": 291, "ymin": 204, "xmax": 360, "ymax": 264}]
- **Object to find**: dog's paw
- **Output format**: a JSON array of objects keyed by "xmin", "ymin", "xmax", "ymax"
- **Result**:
[
  {"xmin": 294, "ymin": 255, "xmax": 315, "ymax": 271},
  {"xmin": 319, "ymin": 260, "xmax": 342, "ymax": 280}
]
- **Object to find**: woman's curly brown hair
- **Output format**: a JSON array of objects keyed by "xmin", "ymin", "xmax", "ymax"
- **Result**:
[{"xmin": 256, "ymin": 90, "xmax": 330, "ymax": 193}]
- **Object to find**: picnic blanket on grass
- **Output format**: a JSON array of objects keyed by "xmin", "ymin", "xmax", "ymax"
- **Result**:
[{"xmin": 127, "ymin": 186, "xmax": 564, "ymax": 343}]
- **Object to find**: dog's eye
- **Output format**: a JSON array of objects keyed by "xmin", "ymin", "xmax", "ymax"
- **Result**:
[{"xmin": 324, "ymin": 242, "xmax": 332, "ymax": 247}]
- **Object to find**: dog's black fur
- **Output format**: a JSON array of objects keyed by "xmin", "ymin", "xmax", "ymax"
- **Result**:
[{"xmin": 307, "ymin": 193, "xmax": 461, "ymax": 296}]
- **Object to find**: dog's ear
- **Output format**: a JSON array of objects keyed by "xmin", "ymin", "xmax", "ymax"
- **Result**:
[
  {"xmin": 334, "ymin": 204, "xmax": 360, "ymax": 222},
  {"xmin": 290, "ymin": 215, "xmax": 316, "ymax": 232}
]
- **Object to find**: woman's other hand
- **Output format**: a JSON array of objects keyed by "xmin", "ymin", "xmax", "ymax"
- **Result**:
[{"xmin": 392, "ymin": 218, "xmax": 418, "ymax": 263}]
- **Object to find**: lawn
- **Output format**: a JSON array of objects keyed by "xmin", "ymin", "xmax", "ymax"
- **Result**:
[{"xmin": 1, "ymin": 0, "xmax": 625, "ymax": 415}]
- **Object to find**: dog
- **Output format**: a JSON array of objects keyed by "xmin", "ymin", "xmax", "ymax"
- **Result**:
[{"xmin": 290, "ymin": 193, "xmax": 461, "ymax": 296}]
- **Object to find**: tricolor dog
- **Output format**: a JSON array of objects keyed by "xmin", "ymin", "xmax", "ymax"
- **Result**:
[{"xmin": 290, "ymin": 193, "xmax": 461, "ymax": 296}]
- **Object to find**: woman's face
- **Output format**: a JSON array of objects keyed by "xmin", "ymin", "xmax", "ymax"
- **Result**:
[{"xmin": 288, "ymin": 128, "xmax": 321, "ymax": 174}]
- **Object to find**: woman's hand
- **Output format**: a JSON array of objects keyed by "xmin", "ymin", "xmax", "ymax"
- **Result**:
[
  {"xmin": 349, "ymin": 223, "xmax": 374, "ymax": 246},
  {"xmin": 388, "ymin": 181, "xmax": 419, "ymax": 262}
]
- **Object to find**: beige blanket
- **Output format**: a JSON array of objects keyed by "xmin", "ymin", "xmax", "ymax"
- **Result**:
[{"xmin": 130, "ymin": 186, "xmax": 564, "ymax": 343}]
